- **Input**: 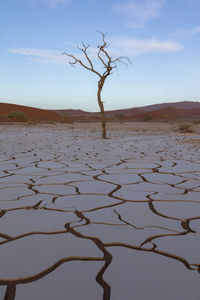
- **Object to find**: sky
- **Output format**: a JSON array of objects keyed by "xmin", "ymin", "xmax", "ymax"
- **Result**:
[{"xmin": 1, "ymin": 0, "xmax": 200, "ymax": 111}]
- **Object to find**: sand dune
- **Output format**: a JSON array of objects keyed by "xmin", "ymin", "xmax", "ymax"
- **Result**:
[
  {"xmin": 53, "ymin": 101, "xmax": 200, "ymax": 122},
  {"xmin": 1, "ymin": 101, "xmax": 200, "ymax": 123},
  {"xmin": 0, "ymin": 102, "xmax": 61, "ymax": 122},
  {"xmin": 127, "ymin": 106, "xmax": 200, "ymax": 121}
]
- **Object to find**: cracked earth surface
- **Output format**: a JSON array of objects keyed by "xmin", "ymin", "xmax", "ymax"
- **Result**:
[{"xmin": 0, "ymin": 123, "xmax": 200, "ymax": 300}]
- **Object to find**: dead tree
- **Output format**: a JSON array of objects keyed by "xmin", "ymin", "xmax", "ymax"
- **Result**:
[{"xmin": 63, "ymin": 32, "xmax": 130, "ymax": 139}]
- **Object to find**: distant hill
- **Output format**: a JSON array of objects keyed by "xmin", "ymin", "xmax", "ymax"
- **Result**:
[
  {"xmin": 1, "ymin": 101, "xmax": 200, "ymax": 123},
  {"xmin": 52, "ymin": 101, "xmax": 200, "ymax": 122},
  {"xmin": 126, "ymin": 106, "xmax": 200, "ymax": 121},
  {"xmin": 140, "ymin": 101, "xmax": 200, "ymax": 111},
  {"xmin": 0, "ymin": 103, "xmax": 61, "ymax": 122},
  {"xmin": 187, "ymin": 108, "xmax": 200, "ymax": 115},
  {"xmin": 54, "ymin": 107, "xmax": 144, "ymax": 119}
]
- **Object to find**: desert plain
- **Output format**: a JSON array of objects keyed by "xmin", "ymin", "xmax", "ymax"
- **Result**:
[{"xmin": 0, "ymin": 121, "xmax": 200, "ymax": 300}]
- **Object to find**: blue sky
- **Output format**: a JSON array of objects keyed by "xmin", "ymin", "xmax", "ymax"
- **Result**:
[{"xmin": 1, "ymin": 0, "xmax": 200, "ymax": 111}]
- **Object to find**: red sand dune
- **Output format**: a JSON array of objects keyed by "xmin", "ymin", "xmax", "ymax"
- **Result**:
[
  {"xmin": 53, "ymin": 107, "xmax": 145, "ymax": 120},
  {"xmin": 140, "ymin": 101, "xmax": 200, "ymax": 111},
  {"xmin": 0, "ymin": 103, "xmax": 61, "ymax": 122},
  {"xmin": 126, "ymin": 106, "xmax": 200, "ymax": 121},
  {"xmin": 186, "ymin": 108, "xmax": 200, "ymax": 115},
  {"xmin": 105, "ymin": 108, "xmax": 144, "ymax": 117},
  {"xmin": 1, "ymin": 101, "xmax": 200, "ymax": 123},
  {"xmin": 145, "ymin": 106, "xmax": 200, "ymax": 120},
  {"xmin": 53, "ymin": 101, "xmax": 200, "ymax": 122}
]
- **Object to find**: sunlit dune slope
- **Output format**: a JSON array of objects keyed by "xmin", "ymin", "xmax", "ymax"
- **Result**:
[
  {"xmin": 126, "ymin": 106, "xmax": 200, "ymax": 121},
  {"xmin": 0, "ymin": 103, "xmax": 61, "ymax": 122}
]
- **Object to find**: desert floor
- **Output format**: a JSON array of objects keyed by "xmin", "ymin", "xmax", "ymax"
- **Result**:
[{"xmin": 0, "ymin": 122, "xmax": 200, "ymax": 300}]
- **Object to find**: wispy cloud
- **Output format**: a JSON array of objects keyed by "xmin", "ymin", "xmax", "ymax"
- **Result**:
[
  {"xmin": 172, "ymin": 26, "xmax": 200, "ymax": 38},
  {"xmin": 111, "ymin": 37, "xmax": 183, "ymax": 55},
  {"xmin": 113, "ymin": 0, "xmax": 165, "ymax": 28},
  {"xmin": 10, "ymin": 48, "xmax": 67, "ymax": 65},
  {"xmin": 9, "ymin": 47, "xmax": 101, "ymax": 65},
  {"xmin": 30, "ymin": 0, "xmax": 70, "ymax": 8},
  {"xmin": 10, "ymin": 37, "xmax": 182, "ymax": 67},
  {"xmin": 42, "ymin": 0, "xmax": 70, "ymax": 8}
]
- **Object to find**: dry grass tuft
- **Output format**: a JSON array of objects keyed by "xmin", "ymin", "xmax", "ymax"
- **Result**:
[{"xmin": 177, "ymin": 123, "xmax": 194, "ymax": 133}]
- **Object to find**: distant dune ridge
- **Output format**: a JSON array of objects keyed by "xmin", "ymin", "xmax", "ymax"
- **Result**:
[
  {"xmin": 0, "ymin": 102, "xmax": 61, "ymax": 122},
  {"xmin": 0, "ymin": 101, "xmax": 200, "ymax": 122},
  {"xmin": 140, "ymin": 101, "xmax": 200, "ymax": 111},
  {"xmin": 53, "ymin": 101, "xmax": 200, "ymax": 122}
]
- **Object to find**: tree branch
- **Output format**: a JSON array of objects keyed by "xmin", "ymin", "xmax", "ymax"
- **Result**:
[
  {"xmin": 63, "ymin": 31, "xmax": 131, "ymax": 80},
  {"xmin": 63, "ymin": 52, "xmax": 101, "ymax": 77}
]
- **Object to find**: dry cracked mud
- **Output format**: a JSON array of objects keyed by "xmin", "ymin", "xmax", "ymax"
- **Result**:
[{"xmin": 0, "ymin": 122, "xmax": 200, "ymax": 300}]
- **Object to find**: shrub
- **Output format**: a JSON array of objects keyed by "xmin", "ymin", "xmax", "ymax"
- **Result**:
[
  {"xmin": 47, "ymin": 120, "xmax": 56, "ymax": 125},
  {"xmin": 193, "ymin": 121, "xmax": 200, "ymax": 125},
  {"xmin": 2, "ymin": 114, "xmax": 8, "ymax": 120},
  {"xmin": 28, "ymin": 118, "xmax": 37, "ymax": 123},
  {"xmin": 7, "ymin": 111, "xmax": 27, "ymax": 122},
  {"xmin": 162, "ymin": 114, "xmax": 168, "ymax": 119},
  {"xmin": 115, "ymin": 113, "xmax": 124, "ymax": 123},
  {"xmin": 143, "ymin": 115, "xmax": 152, "ymax": 121},
  {"xmin": 177, "ymin": 123, "xmax": 194, "ymax": 133}
]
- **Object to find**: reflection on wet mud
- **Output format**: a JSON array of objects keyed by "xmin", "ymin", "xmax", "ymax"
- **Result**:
[{"xmin": 0, "ymin": 125, "xmax": 200, "ymax": 299}]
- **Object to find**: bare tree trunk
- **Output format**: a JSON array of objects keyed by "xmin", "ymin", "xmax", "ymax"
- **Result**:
[
  {"xmin": 97, "ymin": 79, "xmax": 106, "ymax": 139},
  {"xmin": 64, "ymin": 32, "xmax": 130, "ymax": 139},
  {"xmin": 4, "ymin": 285, "xmax": 16, "ymax": 300}
]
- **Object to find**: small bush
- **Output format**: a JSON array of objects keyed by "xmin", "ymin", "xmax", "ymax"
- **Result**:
[
  {"xmin": 8, "ymin": 111, "xmax": 27, "ymax": 122},
  {"xmin": 143, "ymin": 115, "xmax": 152, "ymax": 121},
  {"xmin": 162, "ymin": 114, "xmax": 168, "ymax": 119},
  {"xmin": 28, "ymin": 118, "xmax": 37, "ymax": 123},
  {"xmin": 193, "ymin": 121, "xmax": 200, "ymax": 125},
  {"xmin": 46, "ymin": 120, "xmax": 56, "ymax": 125},
  {"xmin": 177, "ymin": 123, "xmax": 194, "ymax": 133},
  {"xmin": 115, "ymin": 113, "xmax": 124, "ymax": 123},
  {"xmin": 2, "ymin": 114, "xmax": 8, "ymax": 120}
]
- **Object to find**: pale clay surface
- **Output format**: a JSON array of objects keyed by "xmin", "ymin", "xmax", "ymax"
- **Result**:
[{"xmin": 0, "ymin": 122, "xmax": 200, "ymax": 300}]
